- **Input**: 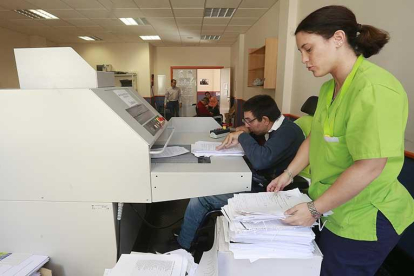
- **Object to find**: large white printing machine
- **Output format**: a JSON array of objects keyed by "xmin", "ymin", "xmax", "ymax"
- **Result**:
[{"xmin": 0, "ymin": 48, "xmax": 252, "ymax": 276}]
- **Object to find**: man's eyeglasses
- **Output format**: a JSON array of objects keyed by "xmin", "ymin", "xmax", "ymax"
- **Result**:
[{"xmin": 242, "ymin": 117, "xmax": 257, "ymax": 125}]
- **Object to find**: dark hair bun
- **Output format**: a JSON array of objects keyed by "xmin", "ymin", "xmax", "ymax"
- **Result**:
[{"xmin": 355, "ymin": 24, "xmax": 390, "ymax": 58}]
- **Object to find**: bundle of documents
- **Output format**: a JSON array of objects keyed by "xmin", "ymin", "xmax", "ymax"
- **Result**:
[
  {"xmin": 0, "ymin": 253, "xmax": 49, "ymax": 276},
  {"xmin": 191, "ymin": 141, "xmax": 244, "ymax": 157},
  {"xmin": 151, "ymin": 146, "xmax": 189, "ymax": 159},
  {"xmin": 105, "ymin": 249, "xmax": 197, "ymax": 276},
  {"xmin": 221, "ymin": 189, "xmax": 317, "ymax": 261}
]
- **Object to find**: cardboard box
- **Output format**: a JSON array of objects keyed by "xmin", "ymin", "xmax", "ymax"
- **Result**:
[{"xmin": 216, "ymin": 217, "xmax": 323, "ymax": 276}]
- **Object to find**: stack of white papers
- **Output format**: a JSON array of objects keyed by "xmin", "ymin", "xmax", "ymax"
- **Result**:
[
  {"xmin": 106, "ymin": 249, "xmax": 198, "ymax": 276},
  {"xmin": 191, "ymin": 141, "xmax": 244, "ymax": 157},
  {"xmin": 151, "ymin": 146, "xmax": 189, "ymax": 158},
  {"xmin": 0, "ymin": 253, "xmax": 49, "ymax": 276},
  {"xmin": 221, "ymin": 189, "xmax": 317, "ymax": 261}
]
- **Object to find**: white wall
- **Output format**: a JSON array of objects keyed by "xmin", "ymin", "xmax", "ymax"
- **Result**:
[
  {"xmin": 62, "ymin": 43, "xmax": 152, "ymax": 97},
  {"xmin": 229, "ymin": 2, "xmax": 281, "ymax": 103},
  {"xmin": 0, "ymin": 28, "xmax": 56, "ymax": 89},
  {"xmin": 0, "ymin": 27, "xmax": 29, "ymax": 88},
  {"xmin": 230, "ymin": 34, "xmax": 245, "ymax": 99},
  {"xmin": 149, "ymin": 44, "xmax": 155, "ymax": 96},
  {"xmin": 290, "ymin": 0, "xmax": 414, "ymax": 151},
  {"xmin": 153, "ymin": 47, "xmax": 231, "ymax": 96},
  {"xmin": 276, "ymin": 0, "xmax": 298, "ymax": 113},
  {"xmin": 242, "ymin": 1, "xmax": 280, "ymax": 100},
  {"xmin": 197, "ymin": 69, "xmax": 220, "ymax": 92}
]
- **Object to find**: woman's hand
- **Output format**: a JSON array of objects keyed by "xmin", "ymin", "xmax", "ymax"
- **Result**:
[
  {"xmin": 283, "ymin": 202, "xmax": 316, "ymax": 226},
  {"xmin": 266, "ymin": 172, "xmax": 292, "ymax": 192}
]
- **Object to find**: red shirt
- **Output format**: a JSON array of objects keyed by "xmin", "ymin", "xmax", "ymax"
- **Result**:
[{"xmin": 197, "ymin": 101, "xmax": 212, "ymax": 117}]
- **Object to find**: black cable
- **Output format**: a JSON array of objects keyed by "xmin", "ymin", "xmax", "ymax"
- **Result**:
[
  {"xmin": 116, "ymin": 203, "xmax": 124, "ymax": 260},
  {"xmin": 129, "ymin": 203, "xmax": 183, "ymax": 229},
  {"xmin": 117, "ymin": 219, "xmax": 121, "ymax": 260}
]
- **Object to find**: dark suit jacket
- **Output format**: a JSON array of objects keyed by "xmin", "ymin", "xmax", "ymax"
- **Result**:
[{"xmin": 238, "ymin": 118, "xmax": 304, "ymax": 188}]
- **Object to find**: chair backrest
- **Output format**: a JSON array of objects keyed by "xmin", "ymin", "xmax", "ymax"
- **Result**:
[
  {"xmin": 301, "ymin": 96, "xmax": 318, "ymax": 115},
  {"xmin": 294, "ymin": 96, "xmax": 319, "ymax": 180},
  {"xmin": 195, "ymin": 105, "xmax": 200, "ymax": 116}
]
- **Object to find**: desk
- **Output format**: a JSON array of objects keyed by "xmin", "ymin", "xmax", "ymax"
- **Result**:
[{"xmin": 151, "ymin": 120, "xmax": 251, "ymax": 202}]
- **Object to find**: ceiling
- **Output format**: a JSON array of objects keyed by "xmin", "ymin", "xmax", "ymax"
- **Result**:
[{"xmin": 0, "ymin": 0, "xmax": 278, "ymax": 46}]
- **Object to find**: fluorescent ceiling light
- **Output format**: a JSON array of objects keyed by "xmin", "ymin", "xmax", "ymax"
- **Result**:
[
  {"xmin": 140, "ymin": 36, "xmax": 161, "ymax": 41},
  {"xmin": 120, "ymin": 18, "xmax": 137, "ymax": 25},
  {"xmin": 29, "ymin": 9, "xmax": 58, "ymax": 19},
  {"xmin": 78, "ymin": 36, "xmax": 102, "ymax": 41},
  {"xmin": 201, "ymin": 35, "xmax": 221, "ymax": 40},
  {"xmin": 204, "ymin": 8, "xmax": 236, "ymax": 18},
  {"xmin": 120, "ymin": 18, "xmax": 149, "ymax": 26},
  {"xmin": 14, "ymin": 9, "xmax": 59, "ymax": 19}
]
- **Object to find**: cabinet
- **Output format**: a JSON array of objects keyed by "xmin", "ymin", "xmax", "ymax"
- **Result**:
[
  {"xmin": 247, "ymin": 38, "xmax": 278, "ymax": 89},
  {"xmin": 114, "ymin": 73, "xmax": 138, "ymax": 91}
]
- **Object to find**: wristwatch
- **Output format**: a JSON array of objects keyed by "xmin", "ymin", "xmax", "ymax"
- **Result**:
[{"xmin": 307, "ymin": 201, "xmax": 322, "ymax": 219}]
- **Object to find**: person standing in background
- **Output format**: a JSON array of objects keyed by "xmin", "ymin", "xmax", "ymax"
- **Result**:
[{"xmin": 164, "ymin": 79, "xmax": 182, "ymax": 117}]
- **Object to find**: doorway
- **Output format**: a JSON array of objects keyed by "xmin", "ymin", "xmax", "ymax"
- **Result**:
[{"xmin": 170, "ymin": 66, "xmax": 230, "ymax": 117}]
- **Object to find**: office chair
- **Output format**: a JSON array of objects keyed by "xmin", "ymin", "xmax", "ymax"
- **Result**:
[
  {"xmin": 295, "ymin": 96, "xmax": 319, "ymax": 180},
  {"xmin": 191, "ymin": 209, "xmax": 223, "ymax": 258},
  {"xmin": 300, "ymin": 96, "xmax": 318, "ymax": 115}
]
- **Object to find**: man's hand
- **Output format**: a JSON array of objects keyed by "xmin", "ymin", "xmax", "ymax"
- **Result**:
[
  {"xmin": 164, "ymin": 104, "xmax": 167, "ymax": 108},
  {"xmin": 283, "ymin": 202, "xmax": 316, "ymax": 226},
  {"xmin": 179, "ymin": 103, "xmax": 182, "ymax": 108},
  {"xmin": 216, "ymin": 131, "xmax": 244, "ymax": 150},
  {"xmin": 266, "ymin": 172, "xmax": 292, "ymax": 192},
  {"xmin": 235, "ymin": 125, "xmax": 250, "ymax": 133}
]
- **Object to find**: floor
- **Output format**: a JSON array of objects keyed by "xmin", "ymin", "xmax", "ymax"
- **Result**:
[
  {"xmin": 132, "ymin": 198, "xmax": 215, "ymax": 263},
  {"xmin": 131, "ymin": 198, "xmax": 412, "ymax": 275}
]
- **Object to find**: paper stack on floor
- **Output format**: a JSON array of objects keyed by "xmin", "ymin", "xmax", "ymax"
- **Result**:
[
  {"xmin": 106, "ymin": 249, "xmax": 197, "ymax": 276},
  {"xmin": 221, "ymin": 189, "xmax": 316, "ymax": 261},
  {"xmin": 0, "ymin": 253, "xmax": 49, "ymax": 276},
  {"xmin": 191, "ymin": 141, "xmax": 244, "ymax": 157}
]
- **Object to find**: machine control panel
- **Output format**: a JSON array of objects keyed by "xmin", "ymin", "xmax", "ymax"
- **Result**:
[{"xmin": 144, "ymin": 115, "xmax": 165, "ymax": 136}]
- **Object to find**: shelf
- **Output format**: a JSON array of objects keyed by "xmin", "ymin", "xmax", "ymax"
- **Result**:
[
  {"xmin": 247, "ymin": 85, "xmax": 264, "ymax": 87},
  {"xmin": 114, "ymin": 73, "xmax": 137, "ymax": 77},
  {"xmin": 249, "ymin": 46, "xmax": 265, "ymax": 55},
  {"xmin": 247, "ymin": 38, "xmax": 278, "ymax": 89},
  {"xmin": 248, "ymin": 67, "xmax": 265, "ymax": 71}
]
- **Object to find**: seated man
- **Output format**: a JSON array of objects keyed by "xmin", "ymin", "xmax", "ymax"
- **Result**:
[
  {"xmin": 177, "ymin": 95, "xmax": 305, "ymax": 250},
  {"xmin": 196, "ymin": 97, "xmax": 213, "ymax": 117},
  {"xmin": 205, "ymin": 92, "xmax": 220, "ymax": 116}
]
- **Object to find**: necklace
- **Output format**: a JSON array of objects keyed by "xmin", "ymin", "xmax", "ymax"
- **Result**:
[{"xmin": 331, "ymin": 84, "xmax": 341, "ymax": 105}]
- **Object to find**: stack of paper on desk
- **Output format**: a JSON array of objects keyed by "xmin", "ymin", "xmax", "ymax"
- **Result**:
[
  {"xmin": 191, "ymin": 141, "xmax": 244, "ymax": 157},
  {"xmin": 151, "ymin": 146, "xmax": 189, "ymax": 159},
  {"xmin": 0, "ymin": 253, "xmax": 49, "ymax": 276},
  {"xmin": 107, "ymin": 249, "xmax": 198, "ymax": 276},
  {"xmin": 221, "ymin": 189, "xmax": 317, "ymax": 261}
]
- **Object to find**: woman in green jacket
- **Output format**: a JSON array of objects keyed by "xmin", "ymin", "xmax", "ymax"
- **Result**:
[{"xmin": 267, "ymin": 5, "xmax": 414, "ymax": 275}]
